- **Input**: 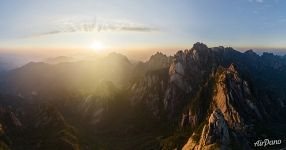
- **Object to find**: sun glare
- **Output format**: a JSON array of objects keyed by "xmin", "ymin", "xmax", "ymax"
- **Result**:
[{"xmin": 89, "ymin": 41, "xmax": 105, "ymax": 53}]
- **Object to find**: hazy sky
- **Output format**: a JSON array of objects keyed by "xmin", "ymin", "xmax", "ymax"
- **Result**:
[{"xmin": 1, "ymin": 0, "xmax": 286, "ymax": 59}]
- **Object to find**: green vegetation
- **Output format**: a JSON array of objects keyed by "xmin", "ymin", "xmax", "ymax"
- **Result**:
[
  {"xmin": 192, "ymin": 120, "xmax": 207, "ymax": 143},
  {"xmin": 160, "ymin": 127, "xmax": 193, "ymax": 150}
]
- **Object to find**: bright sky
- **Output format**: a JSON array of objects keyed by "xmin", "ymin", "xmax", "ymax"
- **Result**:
[{"xmin": 1, "ymin": 0, "xmax": 286, "ymax": 59}]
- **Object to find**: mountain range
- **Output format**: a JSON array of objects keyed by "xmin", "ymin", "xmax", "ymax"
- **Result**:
[{"xmin": 1, "ymin": 42, "xmax": 286, "ymax": 150}]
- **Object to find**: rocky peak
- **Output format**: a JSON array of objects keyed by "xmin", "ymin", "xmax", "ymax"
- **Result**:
[
  {"xmin": 190, "ymin": 42, "xmax": 211, "ymax": 63},
  {"xmin": 192, "ymin": 42, "xmax": 208, "ymax": 51},
  {"xmin": 174, "ymin": 50, "xmax": 186, "ymax": 64},
  {"xmin": 213, "ymin": 65, "xmax": 262, "ymax": 130},
  {"xmin": 182, "ymin": 65, "xmax": 263, "ymax": 149},
  {"xmin": 227, "ymin": 63, "xmax": 238, "ymax": 74},
  {"xmin": 163, "ymin": 43, "xmax": 215, "ymax": 120},
  {"xmin": 168, "ymin": 42, "xmax": 213, "ymax": 84},
  {"xmin": 147, "ymin": 52, "xmax": 172, "ymax": 70},
  {"xmin": 244, "ymin": 49, "xmax": 258, "ymax": 56},
  {"xmin": 149, "ymin": 52, "xmax": 167, "ymax": 60}
]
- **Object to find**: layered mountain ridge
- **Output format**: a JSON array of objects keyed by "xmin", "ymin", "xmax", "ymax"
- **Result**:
[
  {"xmin": 129, "ymin": 42, "xmax": 286, "ymax": 149},
  {"xmin": 1, "ymin": 42, "xmax": 286, "ymax": 149}
]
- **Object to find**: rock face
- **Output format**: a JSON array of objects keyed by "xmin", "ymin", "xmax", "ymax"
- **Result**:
[
  {"xmin": 183, "ymin": 109, "xmax": 229, "ymax": 150},
  {"xmin": 182, "ymin": 64, "xmax": 262, "ymax": 149},
  {"xmin": 130, "ymin": 43, "xmax": 214, "ymax": 121},
  {"xmin": 163, "ymin": 43, "xmax": 214, "ymax": 120},
  {"xmin": 213, "ymin": 64, "xmax": 262, "ymax": 130}
]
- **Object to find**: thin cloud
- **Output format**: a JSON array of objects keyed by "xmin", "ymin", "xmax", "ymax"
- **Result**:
[
  {"xmin": 120, "ymin": 27, "xmax": 156, "ymax": 32},
  {"xmin": 249, "ymin": 0, "xmax": 264, "ymax": 3},
  {"xmin": 29, "ymin": 17, "xmax": 159, "ymax": 37}
]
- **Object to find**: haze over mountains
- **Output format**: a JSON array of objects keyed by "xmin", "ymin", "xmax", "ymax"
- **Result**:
[{"xmin": 1, "ymin": 42, "xmax": 286, "ymax": 150}]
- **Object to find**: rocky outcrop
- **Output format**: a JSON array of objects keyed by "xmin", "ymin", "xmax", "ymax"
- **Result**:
[
  {"xmin": 183, "ymin": 109, "xmax": 229, "ymax": 150},
  {"xmin": 164, "ymin": 43, "xmax": 214, "ymax": 120},
  {"xmin": 180, "ymin": 110, "xmax": 198, "ymax": 129},
  {"xmin": 130, "ymin": 43, "xmax": 211, "ymax": 120},
  {"xmin": 182, "ymin": 64, "xmax": 263, "ymax": 149},
  {"xmin": 169, "ymin": 58, "xmax": 187, "ymax": 91},
  {"xmin": 213, "ymin": 64, "xmax": 262, "ymax": 130}
]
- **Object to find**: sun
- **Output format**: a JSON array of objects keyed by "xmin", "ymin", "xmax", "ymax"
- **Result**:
[{"xmin": 89, "ymin": 41, "xmax": 105, "ymax": 53}]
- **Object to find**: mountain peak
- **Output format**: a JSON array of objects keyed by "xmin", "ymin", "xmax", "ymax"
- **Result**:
[
  {"xmin": 227, "ymin": 63, "xmax": 238, "ymax": 73},
  {"xmin": 22, "ymin": 61, "xmax": 49, "ymax": 69},
  {"xmin": 149, "ymin": 52, "xmax": 168, "ymax": 61},
  {"xmin": 105, "ymin": 52, "xmax": 131, "ymax": 64},
  {"xmin": 244, "ymin": 49, "xmax": 255, "ymax": 54},
  {"xmin": 192, "ymin": 42, "xmax": 208, "ymax": 51},
  {"xmin": 44, "ymin": 56, "xmax": 75, "ymax": 64}
]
